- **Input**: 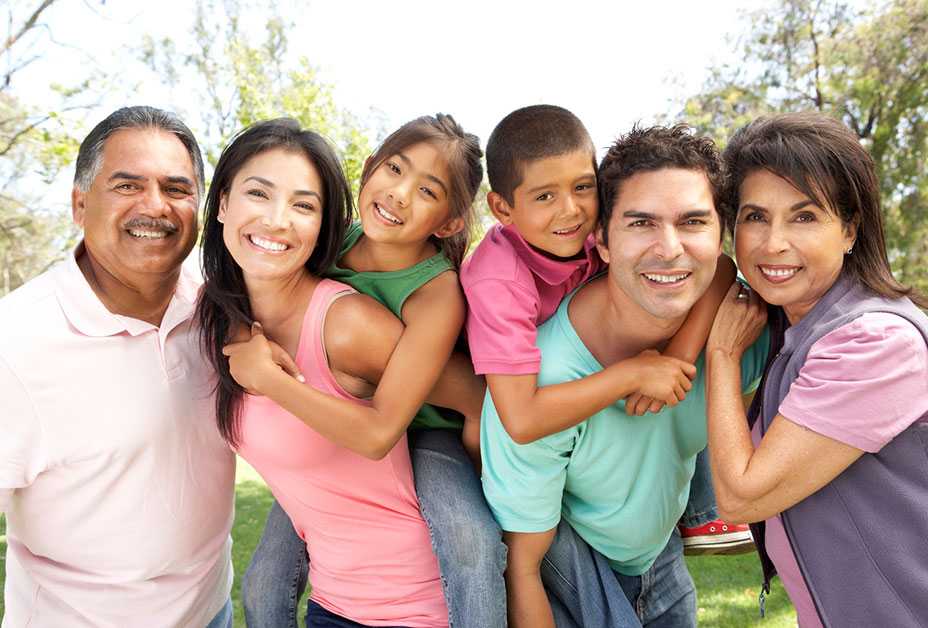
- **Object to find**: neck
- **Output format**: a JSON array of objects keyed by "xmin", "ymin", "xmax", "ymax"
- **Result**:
[
  {"xmin": 573, "ymin": 276, "xmax": 687, "ymax": 365},
  {"xmin": 78, "ymin": 249, "xmax": 179, "ymax": 327},
  {"xmin": 244, "ymin": 269, "xmax": 318, "ymax": 339},
  {"xmin": 347, "ymin": 232, "xmax": 438, "ymax": 272}
]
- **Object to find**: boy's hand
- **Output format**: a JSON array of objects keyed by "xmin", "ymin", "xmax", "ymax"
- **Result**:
[
  {"xmin": 623, "ymin": 349, "xmax": 696, "ymax": 409},
  {"xmin": 624, "ymin": 392, "xmax": 666, "ymax": 416}
]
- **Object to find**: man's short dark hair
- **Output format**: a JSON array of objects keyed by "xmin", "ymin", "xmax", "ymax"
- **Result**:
[
  {"xmin": 74, "ymin": 106, "xmax": 205, "ymax": 196},
  {"xmin": 597, "ymin": 124, "xmax": 723, "ymax": 243},
  {"xmin": 486, "ymin": 104, "xmax": 594, "ymax": 204}
]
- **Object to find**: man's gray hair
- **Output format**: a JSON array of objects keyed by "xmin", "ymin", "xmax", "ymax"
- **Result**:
[{"xmin": 73, "ymin": 106, "xmax": 205, "ymax": 196}]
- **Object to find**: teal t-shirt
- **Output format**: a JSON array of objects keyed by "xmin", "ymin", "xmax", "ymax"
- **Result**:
[
  {"xmin": 481, "ymin": 289, "xmax": 769, "ymax": 575},
  {"xmin": 325, "ymin": 222, "xmax": 462, "ymax": 430}
]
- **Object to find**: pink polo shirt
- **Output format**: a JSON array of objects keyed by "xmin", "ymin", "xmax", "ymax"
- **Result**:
[
  {"xmin": 460, "ymin": 223, "xmax": 603, "ymax": 375},
  {"xmin": 236, "ymin": 279, "xmax": 448, "ymax": 627},
  {"xmin": 752, "ymin": 313, "xmax": 928, "ymax": 628},
  {"xmin": 0, "ymin": 246, "xmax": 235, "ymax": 628}
]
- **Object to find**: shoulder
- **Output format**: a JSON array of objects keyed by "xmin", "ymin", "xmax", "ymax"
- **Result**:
[
  {"xmin": 324, "ymin": 291, "xmax": 403, "ymax": 357},
  {"xmin": 461, "ymin": 225, "xmax": 533, "ymax": 288},
  {"xmin": 0, "ymin": 267, "xmax": 63, "ymax": 354},
  {"xmin": 809, "ymin": 312, "xmax": 927, "ymax": 370},
  {"xmin": 405, "ymin": 269, "xmax": 464, "ymax": 313}
]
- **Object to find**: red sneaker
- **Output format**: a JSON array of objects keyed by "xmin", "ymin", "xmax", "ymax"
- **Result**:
[{"xmin": 679, "ymin": 519, "xmax": 754, "ymax": 556}]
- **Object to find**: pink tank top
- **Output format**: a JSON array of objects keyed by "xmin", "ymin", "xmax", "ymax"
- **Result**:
[{"xmin": 236, "ymin": 279, "xmax": 449, "ymax": 627}]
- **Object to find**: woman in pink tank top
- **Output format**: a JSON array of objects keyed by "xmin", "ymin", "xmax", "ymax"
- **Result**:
[{"xmin": 196, "ymin": 119, "xmax": 449, "ymax": 628}]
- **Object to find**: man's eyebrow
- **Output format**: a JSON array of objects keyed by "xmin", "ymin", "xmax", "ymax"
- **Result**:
[
  {"xmin": 397, "ymin": 152, "xmax": 449, "ymax": 196},
  {"xmin": 622, "ymin": 210, "xmax": 656, "ymax": 219},
  {"xmin": 680, "ymin": 209, "xmax": 714, "ymax": 219},
  {"xmin": 108, "ymin": 171, "xmax": 146, "ymax": 182},
  {"xmin": 165, "ymin": 176, "xmax": 195, "ymax": 187},
  {"xmin": 244, "ymin": 175, "xmax": 321, "ymax": 201}
]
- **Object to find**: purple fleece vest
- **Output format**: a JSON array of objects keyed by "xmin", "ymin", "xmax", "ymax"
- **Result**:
[{"xmin": 747, "ymin": 274, "xmax": 928, "ymax": 627}]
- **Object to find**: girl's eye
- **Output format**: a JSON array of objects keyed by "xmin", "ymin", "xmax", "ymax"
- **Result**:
[
  {"xmin": 388, "ymin": 161, "xmax": 401, "ymax": 175},
  {"xmin": 420, "ymin": 186, "xmax": 437, "ymax": 200},
  {"xmin": 247, "ymin": 189, "xmax": 269, "ymax": 199},
  {"xmin": 535, "ymin": 192, "xmax": 553, "ymax": 202}
]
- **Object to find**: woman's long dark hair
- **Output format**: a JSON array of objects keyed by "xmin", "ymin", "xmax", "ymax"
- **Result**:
[
  {"xmin": 360, "ymin": 114, "xmax": 482, "ymax": 268},
  {"xmin": 197, "ymin": 118, "xmax": 353, "ymax": 446},
  {"xmin": 723, "ymin": 111, "xmax": 926, "ymax": 308}
]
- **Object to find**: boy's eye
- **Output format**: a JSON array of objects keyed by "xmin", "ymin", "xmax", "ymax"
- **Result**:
[
  {"xmin": 575, "ymin": 183, "xmax": 594, "ymax": 192},
  {"xmin": 535, "ymin": 192, "xmax": 553, "ymax": 202}
]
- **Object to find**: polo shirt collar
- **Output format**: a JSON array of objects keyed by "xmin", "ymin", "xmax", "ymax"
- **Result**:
[
  {"xmin": 54, "ymin": 242, "xmax": 198, "ymax": 337},
  {"xmin": 499, "ymin": 223, "xmax": 600, "ymax": 286}
]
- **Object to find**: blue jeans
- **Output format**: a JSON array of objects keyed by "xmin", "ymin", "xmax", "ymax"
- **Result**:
[
  {"xmin": 241, "ymin": 428, "xmax": 507, "ymax": 628},
  {"xmin": 680, "ymin": 447, "xmax": 718, "ymax": 528},
  {"xmin": 205, "ymin": 598, "xmax": 233, "ymax": 628},
  {"xmin": 542, "ymin": 523, "xmax": 695, "ymax": 628},
  {"xmin": 613, "ymin": 529, "xmax": 696, "ymax": 628},
  {"xmin": 542, "ymin": 520, "xmax": 642, "ymax": 628},
  {"xmin": 306, "ymin": 600, "xmax": 407, "ymax": 628}
]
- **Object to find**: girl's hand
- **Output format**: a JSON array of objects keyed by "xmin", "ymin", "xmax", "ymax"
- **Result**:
[
  {"xmin": 223, "ymin": 322, "xmax": 301, "ymax": 394},
  {"xmin": 707, "ymin": 282, "xmax": 767, "ymax": 360},
  {"xmin": 623, "ymin": 350, "xmax": 697, "ymax": 408}
]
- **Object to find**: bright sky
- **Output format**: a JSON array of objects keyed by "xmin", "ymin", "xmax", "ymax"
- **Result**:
[{"xmin": 16, "ymin": 0, "xmax": 766, "ymax": 157}]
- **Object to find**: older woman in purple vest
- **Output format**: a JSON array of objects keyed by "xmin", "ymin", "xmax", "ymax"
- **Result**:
[{"xmin": 703, "ymin": 112, "xmax": 928, "ymax": 628}]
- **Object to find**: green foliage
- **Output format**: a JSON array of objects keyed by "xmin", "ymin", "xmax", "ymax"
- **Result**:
[
  {"xmin": 139, "ymin": 0, "xmax": 372, "ymax": 196},
  {"xmin": 674, "ymin": 0, "xmax": 928, "ymax": 293}
]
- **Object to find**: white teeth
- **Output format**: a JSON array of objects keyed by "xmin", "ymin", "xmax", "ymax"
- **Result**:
[
  {"xmin": 643, "ymin": 272, "xmax": 690, "ymax": 284},
  {"xmin": 761, "ymin": 267, "xmax": 799, "ymax": 278},
  {"xmin": 128, "ymin": 229, "xmax": 169, "ymax": 239},
  {"xmin": 554, "ymin": 225, "xmax": 580, "ymax": 235},
  {"xmin": 375, "ymin": 203, "xmax": 403, "ymax": 225},
  {"xmin": 249, "ymin": 235, "xmax": 288, "ymax": 252}
]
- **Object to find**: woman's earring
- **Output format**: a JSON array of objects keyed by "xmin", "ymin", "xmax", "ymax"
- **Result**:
[{"xmin": 846, "ymin": 245, "xmax": 853, "ymax": 254}]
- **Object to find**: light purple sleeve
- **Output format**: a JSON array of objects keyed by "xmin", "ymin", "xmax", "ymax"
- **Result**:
[
  {"xmin": 779, "ymin": 313, "xmax": 928, "ymax": 452},
  {"xmin": 464, "ymin": 278, "xmax": 542, "ymax": 376},
  {"xmin": 0, "ymin": 354, "xmax": 45, "ymax": 512}
]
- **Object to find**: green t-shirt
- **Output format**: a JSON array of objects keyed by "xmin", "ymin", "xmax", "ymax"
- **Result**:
[
  {"xmin": 481, "ymin": 288, "xmax": 769, "ymax": 575},
  {"xmin": 325, "ymin": 222, "xmax": 462, "ymax": 430}
]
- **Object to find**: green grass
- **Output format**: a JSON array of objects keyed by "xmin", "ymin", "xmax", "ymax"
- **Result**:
[{"xmin": 1, "ymin": 465, "xmax": 797, "ymax": 626}]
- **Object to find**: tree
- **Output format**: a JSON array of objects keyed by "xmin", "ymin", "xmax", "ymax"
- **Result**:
[
  {"xmin": 139, "ymin": 0, "xmax": 372, "ymax": 195},
  {"xmin": 0, "ymin": 0, "xmax": 94, "ymax": 295},
  {"xmin": 674, "ymin": 0, "xmax": 928, "ymax": 292}
]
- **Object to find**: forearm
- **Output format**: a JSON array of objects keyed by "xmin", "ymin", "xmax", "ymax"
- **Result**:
[
  {"xmin": 665, "ymin": 255, "xmax": 737, "ymax": 363},
  {"xmin": 259, "ymin": 369, "xmax": 405, "ymax": 460},
  {"xmin": 427, "ymin": 352, "xmax": 486, "ymax": 422},
  {"xmin": 492, "ymin": 364, "xmax": 639, "ymax": 445},
  {"xmin": 706, "ymin": 349, "xmax": 765, "ymax": 519}
]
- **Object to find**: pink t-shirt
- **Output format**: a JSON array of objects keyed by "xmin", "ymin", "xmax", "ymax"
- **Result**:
[
  {"xmin": 0, "ymin": 247, "xmax": 235, "ymax": 628},
  {"xmin": 751, "ymin": 313, "xmax": 928, "ymax": 628},
  {"xmin": 460, "ymin": 223, "xmax": 603, "ymax": 375},
  {"xmin": 236, "ymin": 279, "xmax": 448, "ymax": 628}
]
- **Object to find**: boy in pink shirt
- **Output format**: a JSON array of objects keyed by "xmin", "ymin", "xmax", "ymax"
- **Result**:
[{"xmin": 460, "ymin": 105, "xmax": 743, "ymax": 624}]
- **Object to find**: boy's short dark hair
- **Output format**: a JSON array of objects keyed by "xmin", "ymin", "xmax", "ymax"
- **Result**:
[
  {"xmin": 486, "ymin": 104, "xmax": 594, "ymax": 204},
  {"xmin": 597, "ymin": 124, "xmax": 724, "ymax": 243}
]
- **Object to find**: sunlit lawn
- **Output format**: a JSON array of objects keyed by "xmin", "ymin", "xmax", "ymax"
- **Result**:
[{"xmin": 0, "ymin": 462, "xmax": 796, "ymax": 626}]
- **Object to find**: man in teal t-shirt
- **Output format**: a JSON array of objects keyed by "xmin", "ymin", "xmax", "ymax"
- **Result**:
[{"xmin": 481, "ymin": 125, "xmax": 769, "ymax": 628}]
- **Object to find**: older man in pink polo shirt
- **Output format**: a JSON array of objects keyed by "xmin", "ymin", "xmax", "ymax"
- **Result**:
[{"xmin": 0, "ymin": 107, "xmax": 235, "ymax": 627}]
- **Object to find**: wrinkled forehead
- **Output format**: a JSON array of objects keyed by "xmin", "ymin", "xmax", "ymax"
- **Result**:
[{"xmin": 97, "ymin": 128, "xmax": 196, "ymax": 182}]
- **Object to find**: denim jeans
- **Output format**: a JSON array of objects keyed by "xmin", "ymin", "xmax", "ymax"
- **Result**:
[
  {"xmin": 305, "ymin": 600, "xmax": 407, "ymax": 628},
  {"xmin": 542, "ymin": 522, "xmax": 695, "ymax": 628},
  {"xmin": 541, "ymin": 520, "xmax": 642, "ymax": 628},
  {"xmin": 205, "ymin": 598, "xmax": 233, "ymax": 628},
  {"xmin": 613, "ymin": 529, "xmax": 696, "ymax": 628},
  {"xmin": 680, "ymin": 447, "xmax": 718, "ymax": 528},
  {"xmin": 241, "ymin": 428, "xmax": 507, "ymax": 628}
]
